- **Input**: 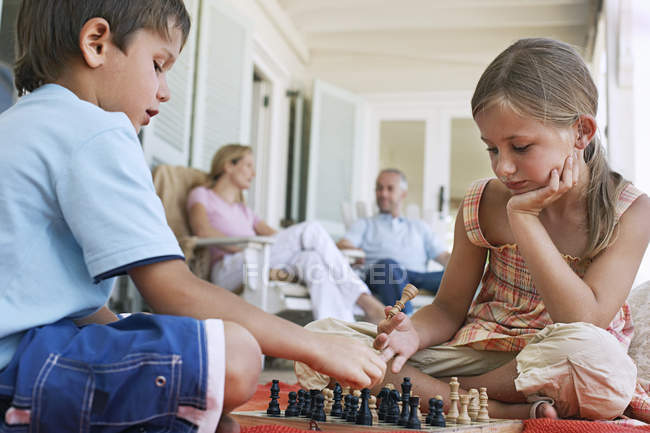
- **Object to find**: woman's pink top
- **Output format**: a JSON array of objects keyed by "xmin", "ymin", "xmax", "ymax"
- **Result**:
[{"xmin": 187, "ymin": 186, "xmax": 260, "ymax": 263}]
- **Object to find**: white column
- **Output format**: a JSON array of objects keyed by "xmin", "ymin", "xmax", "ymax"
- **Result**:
[
  {"xmin": 607, "ymin": 0, "xmax": 650, "ymax": 286},
  {"xmin": 631, "ymin": 0, "xmax": 650, "ymax": 286}
]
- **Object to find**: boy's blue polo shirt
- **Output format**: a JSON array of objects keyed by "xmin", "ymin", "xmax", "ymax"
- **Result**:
[{"xmin": 0, "ymin": 84, "xmax": 182, "ymax": 369}]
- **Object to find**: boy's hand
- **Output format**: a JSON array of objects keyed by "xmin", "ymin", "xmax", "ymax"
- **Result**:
[
  {"xmin": 307, "ymin": 333, "xmax": 386, "ymax": 389},
  {"xmin": 374, "ymin": 310, "xmax": 420, "ymax": 374},
  {"xmin": 507, "ymin": 151, "xmax": 580, "ymax": 217}
]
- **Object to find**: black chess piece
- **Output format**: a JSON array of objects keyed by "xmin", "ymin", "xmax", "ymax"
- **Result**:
[
  {"xmin": 398, "ymin": 377, "xmax": 412, "ymax": 426},
  {"xmin": 330, "ymin": 385, "xmax": 343, "ymax": 417},
  {"xmin": 377, "ymin": 387, "xmax": 389, "ymax": 421},
  {"xmin": 309, "ymin": 390, "xmax": 321, "ymax": 419},
  {"xmin": 300, "ymin": 389, "xmax": 312, "ymax": 417},
  {"xmin": 406, "ymin": 396, "xmax": 421, "ymax": 429},
  {"xmin": 355, "ymin": 388, "xmax": 373, "ymax": 426},
  {"xmin": 426, "ymin": 397, "xmax": 436, "ymax": 425},
  {"xmin": 385, "ymin": 389, "xmax": 401, "ymax": 424},
  {"xmin": 297, "ymin": 389, "xmax": 306, "ymax": 413},
  {"xmin": 311, "ymin": 394, "xmax": 327, "ymax": 422},
  {"xmin": 266, "ymin": 379, "xmax": 281, "ymax": 417},
  {"xmin": 430, "ymin": 398, "xmax": 446, "ymax": 427},
  {"xmin": 285, "ymin": 391, "xmax": 300, "ymax": 417},
  {"xmin": 346, "ymin": 395, "xmax": 359, "ymax": 422}
]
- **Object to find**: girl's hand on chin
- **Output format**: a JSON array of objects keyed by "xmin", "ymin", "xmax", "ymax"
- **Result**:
[{"xmin": 507, "ymin": 152, "xmax": 579, "ymax": 217}]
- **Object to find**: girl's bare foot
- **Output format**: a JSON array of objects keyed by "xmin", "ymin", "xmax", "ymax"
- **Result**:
[{"xmin": 533, "ymin": 401, "xmax": 559, "ymax": 419}]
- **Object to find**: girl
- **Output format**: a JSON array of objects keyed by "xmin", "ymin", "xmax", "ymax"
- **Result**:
[
  {"xmin": 187, "ymin": 144, "xmax": 386, "ymax": 323},
  {"xmin": 295, "ymin": 38, "xmax": 650, "ymax": 422}
]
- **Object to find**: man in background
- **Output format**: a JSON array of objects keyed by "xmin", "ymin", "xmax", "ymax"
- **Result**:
[{"xmin": 337, "ymin": 168, "xmax": 450, "ymax": 314}]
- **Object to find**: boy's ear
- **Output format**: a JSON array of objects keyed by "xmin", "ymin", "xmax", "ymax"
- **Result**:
[
  {"xmin": 574, "ymin": 114, "xmax": 597, "ymax": 150},
  {"xmin": 79, "ymin": 18, "xmax": 112, "ymax": 69}
]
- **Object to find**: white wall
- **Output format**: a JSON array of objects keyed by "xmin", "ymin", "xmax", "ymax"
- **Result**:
[
  {"xmin": 221, "ymin": 0, "xmax": 310, "ymax": 226},
  {"xmin": 605, "ymin": 0, "xmax": 650, "ymax": 287}
]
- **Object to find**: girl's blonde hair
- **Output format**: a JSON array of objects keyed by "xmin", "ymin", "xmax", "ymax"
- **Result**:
[
  {"xmin": 206, "ymin": 144, "xmax": 252, "ymax": 203},
  {"xmin": 471, "ymin": 38, "xmax": 626, "ymax": 258}
]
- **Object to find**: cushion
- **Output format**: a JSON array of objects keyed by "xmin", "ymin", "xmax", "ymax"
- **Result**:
[{"xmin": 628, "ymin": 280, "xmax": 650, "ymax": 385}]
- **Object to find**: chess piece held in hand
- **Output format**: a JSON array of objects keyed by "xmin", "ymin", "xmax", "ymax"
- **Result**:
[{"xmin": 387, "ymin": 284, "xmax": 419, "ymax": 318}]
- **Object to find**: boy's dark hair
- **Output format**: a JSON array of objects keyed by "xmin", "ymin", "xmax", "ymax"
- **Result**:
[{"xmin": 14, "ymin": 0, "xmax": 191, "ymax": 96}]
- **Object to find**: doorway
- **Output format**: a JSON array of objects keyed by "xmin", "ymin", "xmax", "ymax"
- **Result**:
[{"xmin": 379, "ymin": 120, "xmax": 426, "ymax": 213}]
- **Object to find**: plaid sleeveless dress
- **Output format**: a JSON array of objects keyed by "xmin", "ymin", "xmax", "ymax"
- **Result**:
[{"xmin": 447, "ymin": 178, "xmax": 649, "ymax": 422}]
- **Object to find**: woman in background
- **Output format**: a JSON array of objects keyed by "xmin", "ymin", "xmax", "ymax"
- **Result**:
[{"xmin": 188, "ymin": 144, "xmax": 386, "ymax": 324}]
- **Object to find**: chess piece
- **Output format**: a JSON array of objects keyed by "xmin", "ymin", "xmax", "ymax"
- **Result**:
[
  {"xmin": 297, "ymin": 389, "xmax": 306, "ymax": 413},
  {"xmin": 285, "ymin": 391, "xmax": 300, "ymax": 417},
  {"xmin": 330, "ymin": 385, "xmax": 343, "ymax": 418},
  {"xmin": 346, "ymin": 395, "xmax": 359, "ymax": 422},
  {"xmin": 377, "ymin": 387, "xmax": 389, "ymax": 421},
  {"xmin": 387, "ymin": 284, "xmax": 419, "ymax": 318},
  {"xmin": 430, "ymin": 398, "xmax": 446, "ymax": 427},
  {"xmin": 457, "ymin": 394, "xmax": 471, "ymax": 425},
  {"xmin": 406, "ymin": 396, "xmax": 421, "ymax": 429},
  {"xmin": 323, "ymin": 388, "xmax": 334, "ymax": 413},
  {"xmin": 447, "ymin": 377, "xmax": 460, "ymax": 424},
  {"xmin": 309, "ymin": 390, "xmax": 321, "ymax": 419},
  {"xmin": 426, "ymin": 398, "xmax": 436, "ymax": 425},
  {"xmin": 477, "ymin": 387, "xmax": 490, "ymax": 422},
  {"xmin": 369, "ymin": 395, "xmax": 379, "ymax": 424},
  {"xmin": 311, "ymin": 394, "xmax": 327, "ymax": 422},
  {"xmin": 355, "ymin": 388, "xmax": 373, "ymax": 426},
  {"xmin": 300, "ymin": 389, "xmax": 312, "ymax": 417},
  {"xmin": 468, "ymin": 388, "xmax": 480, "ymax": 421},
  {"xmin": 266, "ymin": 379, "xmax": 281, "ymax": 417},
  {"xmin": 385, "ymin": 389, "xmax": 401, "ymax": 424},
  {"xmin": 398, "ymin": 377, "xmax": 411, "ymax": 426}
]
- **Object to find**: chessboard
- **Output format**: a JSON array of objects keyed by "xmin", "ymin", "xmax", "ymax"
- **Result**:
[
  {"xmin": 231, "ymin": 411, "xmax": 524, "ymax": 432},
  {"xmin": 233, "ymin": 377, "xmax": 524, "ymax": 432}
]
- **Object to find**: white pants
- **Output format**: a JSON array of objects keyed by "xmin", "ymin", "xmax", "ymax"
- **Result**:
[{"xmin": 211, "ymin": 222, "xmax": 369, "ymax": 321}]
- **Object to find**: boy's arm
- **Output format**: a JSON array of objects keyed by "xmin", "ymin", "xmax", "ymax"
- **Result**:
[
  {"xmin": 336, "ymin": 238, "xmax": 361, "ymax": 250},
  {"xmin": 73, "ymin": 305, "xmax": 119, "ymax": 326},
  {"xmin": 128, "ymin": 260, "xmax": 386, "ymax": 389}
]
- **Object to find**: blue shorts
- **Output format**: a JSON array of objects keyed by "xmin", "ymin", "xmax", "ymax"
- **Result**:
[{"xmin": 0, "ymin": 314, "xmax": 225, "ymax": 433}]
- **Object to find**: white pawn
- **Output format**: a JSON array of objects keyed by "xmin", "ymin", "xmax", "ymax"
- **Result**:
[
  {"xmin": 323, "ymin": 388, "xmax": 334, "ymax": 414},
  {"xmin": 457, "ymin": 394, "xmax": 471, "ymax": 425},
  {"xmin": 369, "ymin": 395, "xmax": 378, "ymax": 424},
  {"xmin": 477, "ymin": 387, "xmax": 490, "ymax": 422}
]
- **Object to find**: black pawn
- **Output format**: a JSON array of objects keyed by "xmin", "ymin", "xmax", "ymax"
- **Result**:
[
  {"xmin": 300, "ymin": 389, "xmax": 312, "ymax": 417},
  {"xmin": 297, "ymin": 389, "xmax": 306, "ymax": 413},
  {"xmin": 346, "ymin": 395, "xmax": 359, "ymax": 422},
  {"xmin": 311, "ymin": 394, "xmax": 327, "ymax": 422},
  {"xmin": 330, "ymin": 385, "xmax": 343, "ymax": 418},
  {"xmin": 285, "ymin": 391, "xmax": 300, "ymax": 417},
  {"xmin": 309, "ymin": 389, "xmax": 321, "ymax": 419},
  {"xmin": 406, "ymin": 396, "xmax": 421, "ymax": 429},
  {"xmin": 377, "ymin": 388, "xmax": 389, "ymax": 421},
  {"xmin": 355, "ymin": 389, "xmax": 373, "ymax": 426},
  {"xmin": 430, "ymin": 398, "xmax": 445, "ymax": 427},
  {"xmin": 266, "ymin": 379, "xmax": 281, "ymax": 417}
]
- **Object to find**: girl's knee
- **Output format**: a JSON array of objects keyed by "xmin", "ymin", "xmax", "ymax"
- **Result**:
[
  {"xmin": 223, "ymin": 322, "xmax": 262, "ymax": 410},
  {"xmin": 515, "ymin": 322, "xmax": 636, "ymax": 419}
]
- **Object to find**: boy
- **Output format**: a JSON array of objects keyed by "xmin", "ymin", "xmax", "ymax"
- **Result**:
[{"xmin": 0, "ymin": 1, "xmax": 386, "ymax": 432}]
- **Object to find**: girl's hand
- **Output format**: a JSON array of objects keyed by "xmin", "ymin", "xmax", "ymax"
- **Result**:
[
  {"xmin": 507, "ymin": 152, "xmax": 580, "ymax": 216},
  {"xmin": 374, "ymin": 309, "xmax": 420, "ymax": 374}
]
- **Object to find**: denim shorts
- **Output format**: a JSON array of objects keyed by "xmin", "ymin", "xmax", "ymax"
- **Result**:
[{"xmin": 0, "ymin": 313, "xmax": 223, "ymax": 433}]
